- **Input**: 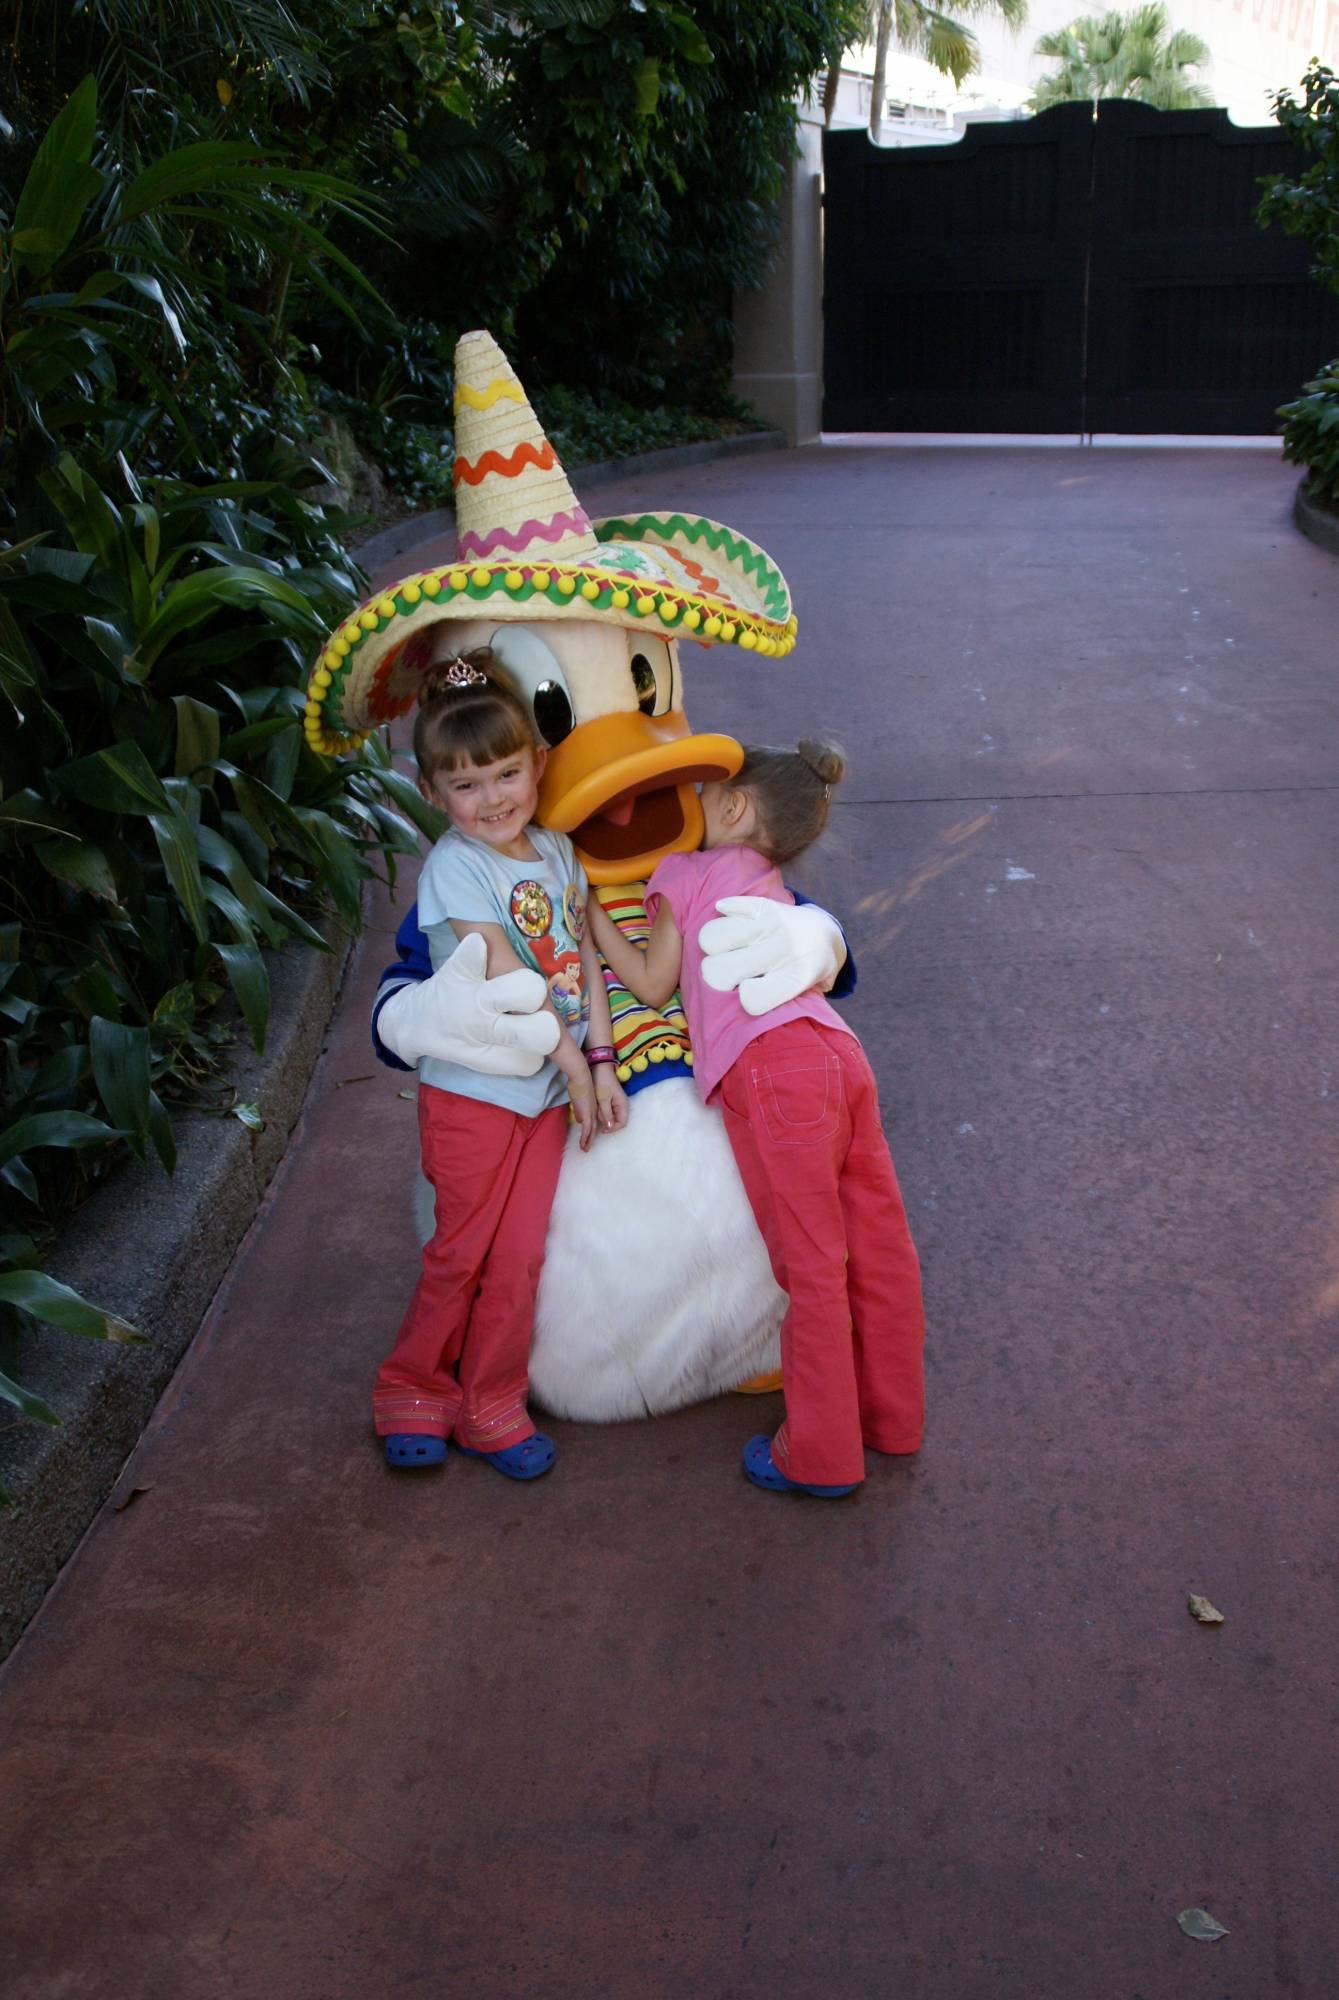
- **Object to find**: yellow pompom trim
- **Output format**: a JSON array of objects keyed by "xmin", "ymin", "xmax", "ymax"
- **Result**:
[
  {"xmin": 703, "ymin": 616, "xmax": 722, "ymax": 639},
  {"xmin": 342, "ymin": 623, "xmax": 362, "ymax": 646},
  {"xmin": 313, "ymin": 668, "xmax": 332, "ymax": 690},
  {"xmin": 720, "ymin": 622, "xmax": 736, "ymax": 643},
  {"xmin": 423, "ymin": 575, "xmax": 442, "ymax": 597},
  {"xmin": 402, "ymin": 583, "xmax": 421, "ymax": 605},
  {"xmin": 532, "ymin": 568, "xmax": 551, "ymax": 590},
  {"xmin": 377, "ymin": 598, "xmax": 395, "ymax": 619},
  {"xmin": 682, "ymin": 609, "xmax": 701, "ymax": 631},
  {"xmin": 658, "ymin": 601, "xmax": 678, "ymax": 624},
  {"xmin": 471, "ymin": 566, "xmax": 491, "ymax": 589},
  {"xmin": 505, "ymin": 569, "xmax": 524, "ymax": 591},
  {"xmin": 635, "ymin": 595, "xmax": 656, "ymax": 617},
  {"xmin": 446, "ymin": 571, "xmax": 466, "ymax": 592},
  {"xmin": 557, "ymin": 576, "xmax": 577, "ymax": 596},
  {"xmin": 612, "ymin": 589, "xmax": 630, "ymax": 610},
  {"xmin": 581, "ymin": 579, "xmax": 600, "ymax": 601},
  {"xmin": 322, "ymin": 649, "xmax": 340, "ymax": 670},
  {"xmin": 740, "ymin": 630, "xmax": 757, "ymax": 651}
]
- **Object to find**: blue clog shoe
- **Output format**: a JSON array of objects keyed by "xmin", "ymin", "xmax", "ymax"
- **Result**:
[
  {"xmin": 384, "ymin": 1433, "xmax": 448, "ymax": 1469},
  {"xmin": 742, "ymin": 1433, "xmax": 858, "ymax": 1498},
  {"xmin": 458, "ymin": 1432, "xmax": 556, "ymax": 1481}
]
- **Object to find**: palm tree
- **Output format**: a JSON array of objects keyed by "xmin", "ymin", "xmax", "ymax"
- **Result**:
[
  {"xmin": 822, "ymin": 0, "xmax": 1030, "ymax": 139},
  {"xmin": 1029, "ymin": 3, "xmax": 1212, "ymax": 110}
]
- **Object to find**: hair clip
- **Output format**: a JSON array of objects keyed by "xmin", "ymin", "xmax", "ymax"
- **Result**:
[{"xmin": 441, "ymin": 655, "xmax": 489, "ymax": 689}]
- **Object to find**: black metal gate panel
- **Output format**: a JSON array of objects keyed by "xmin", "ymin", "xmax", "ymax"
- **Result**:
[{"xmin": 822, "ymin": 103, "xmax": 1339, "ymax": 434}]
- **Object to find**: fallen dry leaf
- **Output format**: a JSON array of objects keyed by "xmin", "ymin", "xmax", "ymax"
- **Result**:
[
  {"xmin": 1177, "ymin": 1907, "xmax": 1229, "ymax": 1942},
  {"xmin": 1188, "ymin": 1594, "xmax": 1225, "ymax": 1624},
  {"xmin": 113, "ymin": 1483, "xmax": 155, "ymax": 1513}
]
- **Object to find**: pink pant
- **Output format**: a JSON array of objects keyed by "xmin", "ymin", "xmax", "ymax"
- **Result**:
[
  {"xmin": 373, "ymin": 1088, "xmax": 567, "ymax": 1449},
  {"xmin": 717, "ymin": 1020, "xmax": 925, "ymax": 1487}
]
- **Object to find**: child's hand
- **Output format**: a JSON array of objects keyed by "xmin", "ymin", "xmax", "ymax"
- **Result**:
[
  {"xmin": 567, "ymin": 1069, "xmax": 598, "ymax": 1151},
  {"xmin": 594, "ymin": 1067, "xmax": 629, "ymax": 1134}
]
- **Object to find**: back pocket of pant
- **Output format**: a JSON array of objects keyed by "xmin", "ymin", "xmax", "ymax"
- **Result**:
[{"xmin": 753, "ymin": 1054, "xmax": 842, "ymax": 1149}]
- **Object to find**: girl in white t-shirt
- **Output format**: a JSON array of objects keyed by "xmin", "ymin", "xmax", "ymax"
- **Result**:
[{"xmin": 374, "ymin": 653, "xmax": 627, "ymax": 1479}]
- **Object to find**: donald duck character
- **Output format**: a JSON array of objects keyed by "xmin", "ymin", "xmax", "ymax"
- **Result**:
[{"xmin": 305, "ymin": 330, "xmax": 850, "ymax": 1419}]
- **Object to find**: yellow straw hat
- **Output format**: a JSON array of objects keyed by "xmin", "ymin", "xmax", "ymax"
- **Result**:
[{"xmin": 304, "ymin": 330, "xmax": 797, "ymax": 756}]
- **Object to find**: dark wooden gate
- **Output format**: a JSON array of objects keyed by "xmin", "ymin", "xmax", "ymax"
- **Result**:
[{"xmin": 822, "ymin": 101, "xmax": 1339, "ymax": 434}]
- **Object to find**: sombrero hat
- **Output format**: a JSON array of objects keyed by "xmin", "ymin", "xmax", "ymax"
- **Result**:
[{"xmin": 303, "ymin": 329, "xmax": 797, "ymax": 757}]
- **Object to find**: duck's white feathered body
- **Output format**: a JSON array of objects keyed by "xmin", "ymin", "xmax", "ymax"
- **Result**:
[{"xmin": 529, "ymin": 1075, "xmax": 783, "ymax": 1419}]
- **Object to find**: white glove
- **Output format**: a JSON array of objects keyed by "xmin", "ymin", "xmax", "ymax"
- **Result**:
[
  {"xmin": 699, "ymin": 896, "xmax": 848, "ymax": 1018},
  {"xmin": 376, "ymin": 932, "xmax": 560, "ymax": 1074}
]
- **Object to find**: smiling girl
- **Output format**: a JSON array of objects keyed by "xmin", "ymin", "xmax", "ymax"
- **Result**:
[{"xmin": 372, "ymin": 651, "xmax": 628, "ymax": 1481}]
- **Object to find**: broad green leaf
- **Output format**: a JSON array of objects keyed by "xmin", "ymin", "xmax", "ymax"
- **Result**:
[
  {"xmin": 89, "ymin": 1017, "xmax": 152, "ymax": 1153},
  {"xmin": 174, "ymin": 695, "xmax": 221, "ymax": 778},
  {"xmin": 257, "ymin": 886, "xmax": 330, "ymax": 951},
  {"xmin": 151, "ymin": 982, "xmax": 196, "ymax": 1038},
  {"xmin": 66, "ymin": 962, "xmax": 124, "ymax": 1023},
  {"xmin": 35, "ymin": 836, "xmax": 120, "ymax": 902},
  {"xmin": 10, "ymin": 76, "xmax": 103, "ymax": 277},
  {"xmin": 632, "ymin": 57, "xmax": 662, "ymax": 116},
  {"xmin": 0, "ymin": 1367, "xmax": 60, "ymax": 1427},
  {"xmin": 295, "ymin": 806, "xmax": 364, "ymax": 925},
  {"xmin": 203, "ymin": 878, "xmax": 260, "ymax": 942},
  {"xmin": 195, "ymin": 824, "xmax": 280, "ymax": 942},
  {"xmin": 147, "ymin": 1090, "xmax": 176, "ymax": 1174},
  {"xmin": 0, "ymin": 1110, "xmax": 122, "ymax": 1168},
  {"xmin": 0, "ymin": 790, "xmax": 76, "ymax": 838},
  {"xmin": 38, "ymin": 455, "xmax": 122, "ymax": 564},
  {"xmin": 1, "ymin": 1158, "xmax": 40, "ymax": 1204},
  {"xmin": 215, "ymin": 941, "xmax": 269, "ymax": 1053},
  {"xmin": 366, "ymin": 765, "xmax": 446, "ymax": 841},
  {"xmin": 51, "ymin": 740, "xmax": 171, "ymax": 816},
  {"xmin": 149, "ymin": 810, "xmax": 210, "ymax": 942},
  {"xmin": 0, "ymin": 1269, "xmax": 141, "ymax": 1343}
]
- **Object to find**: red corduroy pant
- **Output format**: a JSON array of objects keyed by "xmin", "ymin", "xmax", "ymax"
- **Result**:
[
  {"xmin": 717, "ymin": 1019, "xmax": 925, "ymax": 1488},
  {"xmin": 373, "ymin": 1087, "xmax": 567, "ymax": 1449}
]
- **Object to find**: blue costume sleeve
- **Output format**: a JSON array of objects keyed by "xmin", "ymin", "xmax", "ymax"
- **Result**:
[
  {"xmin": 371, "ymin": 901, "xmax": 430, "ymax": 1072},
  {"xmin": 790, "ymin": 889, "xmax": 857, "ymax": 999}
]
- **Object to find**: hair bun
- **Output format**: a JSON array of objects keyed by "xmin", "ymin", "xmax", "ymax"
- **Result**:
[{"xmin": 798, "ymin": 739, "xmax": 845, "ymax": 787}]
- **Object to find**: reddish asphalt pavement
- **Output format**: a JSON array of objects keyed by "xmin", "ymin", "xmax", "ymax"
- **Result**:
[{"xmin": 2, "ymin": 446, "xmax": 1337, "ymax": 1998}]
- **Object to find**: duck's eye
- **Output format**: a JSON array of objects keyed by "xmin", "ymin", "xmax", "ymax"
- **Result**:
[
  {"xmin": 533, "ymin": 679, "xmax": 574, "ymax": 747},
  {"xmin": 631, "ymin": 655, "xmax": 657, "ymax": 714},
  {"xmin": 628, "ymin": 636, "xmax": 674, "ymax": 717},
  {"xmin": 486, "ymin": 627, "xmax": 575, "ymax": 747}
]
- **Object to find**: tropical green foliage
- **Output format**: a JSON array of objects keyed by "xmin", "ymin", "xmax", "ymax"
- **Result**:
[
  {"xmin": 1029, "ymin": 3, "xmax": 1212, "ymax": 111},
  {"xmin": 1276, "ymin": 361, "xmax": 1339, "ymax": 505},
  {"xmin": 0, "ymin": 76, "xmax": 426, "ymax": 1440},
  {"xmin": 1257, "ymin": 63, "xmax": 1339, "ymax": 301},
  {"xmin": 1257, "ymin": 65, "xmax": 1339, "ymax": 505}
]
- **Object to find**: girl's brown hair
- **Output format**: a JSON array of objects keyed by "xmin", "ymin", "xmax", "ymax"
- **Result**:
[
  {"xmin": 413, "ymin": 648, "xmax": 537, "ymax": 782},
  {"xmin": 735, "ymin": 740, "xmax": 845, "ymax": 866}
]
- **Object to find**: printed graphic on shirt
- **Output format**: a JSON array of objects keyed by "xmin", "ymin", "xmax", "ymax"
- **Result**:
[
  {"xmin": 510, "ymin": 880, "xmax": 553, "ymax": 939},
  {"xmin": 506, "ymin": 876, "xmax": 586, "ymax": 1031}
]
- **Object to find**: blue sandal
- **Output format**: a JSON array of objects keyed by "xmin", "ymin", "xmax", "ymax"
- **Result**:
[
  {"xmin": 459, "ymin": 1432, "xmax": 556, "ymax": 1481},
  {"xmin": 384, "ymin": 1433, "xmax": 448, "ymax": 1469},
  {"xmin": 742, "ymin": 1434, "xmax": 858, "ymax": 1498}
]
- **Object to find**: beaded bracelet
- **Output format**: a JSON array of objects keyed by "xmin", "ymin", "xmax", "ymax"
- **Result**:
[{"xmin": 585, "ymin": 1045, "xmax": 617, "ymax": 1068}]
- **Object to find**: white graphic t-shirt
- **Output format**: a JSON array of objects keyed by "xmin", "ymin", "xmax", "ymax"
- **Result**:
[{"xmin": 417, "ymin": 823, "xmax": 589, "ymax": 1116}]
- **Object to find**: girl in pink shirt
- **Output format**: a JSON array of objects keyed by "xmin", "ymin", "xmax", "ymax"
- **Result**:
[{"xmin": 587, "ymin": 743, "xmax": 925, "ymax": 1498}]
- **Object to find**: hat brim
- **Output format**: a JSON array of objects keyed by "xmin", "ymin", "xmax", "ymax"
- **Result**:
[{"xmin": 303, "ymin": 513, "xmax": 796, "ymax": 757}]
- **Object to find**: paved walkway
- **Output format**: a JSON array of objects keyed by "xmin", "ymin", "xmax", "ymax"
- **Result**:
[{"xmin": 2, "ymin": 447, "xmax": 1337, "ymax": 1998}]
